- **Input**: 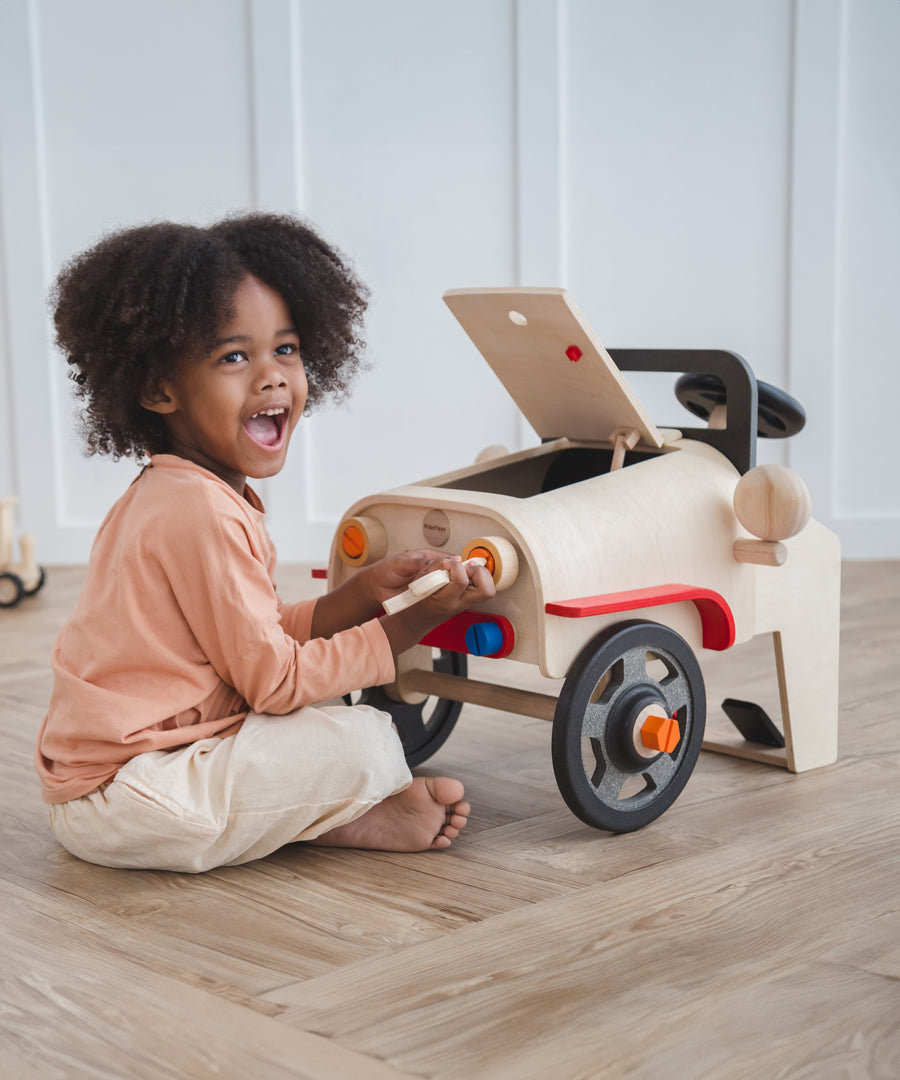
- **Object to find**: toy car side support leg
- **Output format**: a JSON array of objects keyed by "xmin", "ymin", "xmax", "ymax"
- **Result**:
[
  {"xmin": 772, "ymin": 618, "xmax": 840, "ymax": 772},
  {"xmin": 756, "ymin": 519, "xmax": 841, "ymax": 772}
]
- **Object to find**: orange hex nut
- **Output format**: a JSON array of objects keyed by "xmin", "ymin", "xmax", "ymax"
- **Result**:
[{"xmin": 641, "ymin": 714, "xmax": 680, "ymax": 755}]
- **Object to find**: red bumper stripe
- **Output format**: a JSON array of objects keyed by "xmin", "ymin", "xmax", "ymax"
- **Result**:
[{"xmin": 545, "ymin": 584, "xmax": 735, "ymax": 651}]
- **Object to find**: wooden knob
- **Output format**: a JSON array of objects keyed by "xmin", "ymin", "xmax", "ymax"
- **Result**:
[{"xmin": 733, "ymin": 465, "xmax": 811, "ymax": 542}]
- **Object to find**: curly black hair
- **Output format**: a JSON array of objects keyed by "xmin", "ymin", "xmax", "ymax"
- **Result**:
[{"xmin": 50, "ymin": 212, "xmax": 369, "ymax": 459}]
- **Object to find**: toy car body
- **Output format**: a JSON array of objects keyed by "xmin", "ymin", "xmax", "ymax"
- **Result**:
[{"xmin": 328, "ymin": 288, "xmax": 841, "ymax": 831}]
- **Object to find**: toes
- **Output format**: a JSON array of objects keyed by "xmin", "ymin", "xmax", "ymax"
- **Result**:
[
  {"xmin": 447, "ymin": 812, "xmax": 468, "ymax": 830},
  {"xmin": 426, "ymin": 777, "xmax": 466, "ymax": 806},
  {"xmin": 432, "ymin": 833, "xmax": 452, "ymax": 850}
]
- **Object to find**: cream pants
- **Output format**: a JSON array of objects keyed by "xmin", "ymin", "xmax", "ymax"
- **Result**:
[{"xmin": 48, "ymin": 704, "xmax": 413, "ymax": 873}]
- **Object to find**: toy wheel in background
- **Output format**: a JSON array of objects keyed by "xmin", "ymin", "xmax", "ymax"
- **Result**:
[
  {"xmin": 346, "ymin": 649, "xmax": 466, "ymax": 767},
  {"xmin": 0, "ymin": 572, "xmax": 25, "ymax": 608},
  {"xmin": 551, "ymin": 620, "xmax": 706, "ymax": 833},
  {"xmin": 23, "ymin": 566, "xmax": 47, "ymax": 596},
  {"xmin": 675, "ymin": 373, "xmax": 806, "ymax": 438}
]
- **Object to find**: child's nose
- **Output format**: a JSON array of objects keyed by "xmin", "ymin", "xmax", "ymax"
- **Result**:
[{"xmin": 257, "ymin": 363, "xmax": 288, "ymax": 390}]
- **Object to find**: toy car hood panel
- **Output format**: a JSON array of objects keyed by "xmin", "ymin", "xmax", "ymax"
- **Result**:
[{"xmin": 443, "ymin": 287, "xmax": 664, "ymax": 448}]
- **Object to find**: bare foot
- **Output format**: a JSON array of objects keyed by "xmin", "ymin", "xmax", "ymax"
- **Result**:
[{"xmin": 309, "ymin": 777, "xmax": 470, "ymax": 852}]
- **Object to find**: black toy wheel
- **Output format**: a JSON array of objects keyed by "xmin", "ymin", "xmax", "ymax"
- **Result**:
[
  {"xmin": 0, "ymin": 572, "xmax": 25, "ymax": 608},
  {"xmin": 346, "ymin": 649, "xmax": 466, "ymax": 767},
  {"xmin": 675, "ymin": 373, "xmax": 806, "ymax": 438},
  {"xmin": 551, "ymin": 620, "xmax": 705, "ymax": 832},
  {"xmin": 23, "ymin": 566, "xmax": 46, "ymax": 596}
]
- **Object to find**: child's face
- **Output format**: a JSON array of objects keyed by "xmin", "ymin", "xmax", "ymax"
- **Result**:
[{"xmin": 145, "ymin": 275, "xmax": 307, "ymax": 494}]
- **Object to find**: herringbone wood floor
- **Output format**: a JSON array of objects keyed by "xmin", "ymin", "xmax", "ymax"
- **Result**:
[{"xmin": 2, "ymin": 562, "xmax": 898, "ymax": 1079}]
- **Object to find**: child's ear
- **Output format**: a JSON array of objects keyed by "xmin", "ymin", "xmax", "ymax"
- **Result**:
[{"xmin": 140, "ymin": 380, "xmax": 178, "ymax": 415}]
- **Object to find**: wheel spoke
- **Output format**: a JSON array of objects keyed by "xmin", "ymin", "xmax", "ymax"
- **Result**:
[
  {"xmin": 433, "ymin": 650, "xmax": 456, "ymax": 676},
  {"xmin": 583, "ymin": 737, "xmax": 606, "ymax": 787},
  {"xmin": 356, "ymin": 649, "xmax": 465, "ymax": 766},
  {"xmin": 582, "ymin": 701, "xmax": 610, "ymax": 741},
  {"xmin": 621, "ymin": 646, "xmax": 649, "ymax": 684},
  {"xmin": 391, "ymin": 704, "xmax": 429, "ymax": 750},
  {"xmin": 644, "ymin": 750, "xmax": 678, "ymax": 789},
  {"xmin": 660, "ymin": 672, "xmax": 691, "ymax": 713},
  {"xmin": 595, "ymin": 760, "xmax": 631, "ymax": 803}
]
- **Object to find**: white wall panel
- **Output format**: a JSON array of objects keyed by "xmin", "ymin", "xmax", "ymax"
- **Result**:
[
  {"xmin": 833, "ymin": 0, "xmax": 900, "ymax": 523},
  {"xmin": 41, "ymin": 0, "xmax": 255, "ymax": 530},
  {"xmin": 264, "ymin": 0, "xmax": 520, "ymax": 560},
  {"xmin": 0, "ymin": 0, "xmax": 256, "ymax": 561},
  {"xmin": 788, "ymin": 0, "xmax": 900, "ymax": 555},
  {"xmin": 1, "ymin": 0, "xmax": 898, "ymax": 565},
  {"xmin": 0, "ymin": 248, "xmax": 14, "ymax": 500},
  {"xmin": 563, "ymin": 0, "xmax": 794, "ymax": 445}
]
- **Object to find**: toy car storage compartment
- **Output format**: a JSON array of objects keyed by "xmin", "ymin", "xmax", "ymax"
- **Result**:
[{"xmin": 437, "ymin": 439, "xmax": 669, "ymax": 499}]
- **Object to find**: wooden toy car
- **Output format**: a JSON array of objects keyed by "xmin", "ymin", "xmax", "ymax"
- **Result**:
[
  {"xmin": 328, "ymin": 288, "xmax": 841, "ymax": 832},
  {"xmin": 0, "ymin": 496, "xmax": 46, "ymax": 608}
]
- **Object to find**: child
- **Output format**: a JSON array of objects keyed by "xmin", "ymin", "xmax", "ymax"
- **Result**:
[{"xmin": 35, "ymin": 212, "xmax": 494, "ymax": 872}]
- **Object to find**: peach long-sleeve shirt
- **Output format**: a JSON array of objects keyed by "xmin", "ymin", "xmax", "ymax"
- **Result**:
[{"xmin": 35, "ymin": 455, "xmax": 395, "ymax": 804}]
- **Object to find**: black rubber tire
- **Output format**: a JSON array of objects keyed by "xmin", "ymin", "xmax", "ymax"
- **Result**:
[
  {"xmin": 23, "ymin": 566, "xmax": 46, "ymax": 596},
  {"xmin": 346, "ymin": 650, "xmax": 467, "ymax": 767},
  {"xmin": 0, "ymin": 572, "xmax": 25, "ymax": 608},
  {"xmin": 552, "ymin": 620, "xmax": 705, "ymax": 832}
]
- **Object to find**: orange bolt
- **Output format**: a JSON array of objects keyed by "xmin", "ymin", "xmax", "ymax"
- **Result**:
[
  {"xmin": 641, "ymin": 714, "xmax": 680, "ymax": 754},
  {"xmin": 341, "ymin": 525, "xmax": 365, "ymax": 559},
  {"xmin": 467, "ymin": 546, "xmax": 495, "ymax": 576}
]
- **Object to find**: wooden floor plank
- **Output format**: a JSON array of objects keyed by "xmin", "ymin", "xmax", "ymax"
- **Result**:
[
  {"xmin": 264, "ymin": 806, "xmax": 898, "ymax": 1079},
  {"xmin": 3, "ymin": 560, "xmax": 898, "ymax": 1079},
  {"xmin": 0, "ymin": 895, "xmax": 415, "ymax": 1080}
]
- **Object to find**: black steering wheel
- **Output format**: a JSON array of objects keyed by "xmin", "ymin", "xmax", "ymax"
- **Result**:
[{"xmin": 675, "ymin": 373, "xmax": 806, "ymax": 438}]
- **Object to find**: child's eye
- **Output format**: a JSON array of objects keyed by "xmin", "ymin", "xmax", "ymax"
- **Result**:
[
  {"xmin": 275, "ymin": 343, "xmax": 298, "ymax": 357},
  {"xmin": 220, "ymin": 351, "xmax": 246, "ymax": 365}
]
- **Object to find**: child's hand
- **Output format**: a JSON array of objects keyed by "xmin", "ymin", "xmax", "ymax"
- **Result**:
[
  {"xmin": 379, "ymin": 556, "xmax": 495, "ymax": 658},
  {"xmin": 368, "ymin": 549, "xmax": 461, "ymax": 605},
  {"xmin": 311, "ymin": 549, "xmax": 458, "ymax": 641}
]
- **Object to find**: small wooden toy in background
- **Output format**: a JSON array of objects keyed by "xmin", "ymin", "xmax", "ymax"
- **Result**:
[{"xmin": 0, "ymin": 496, "xmax": 46, "ymax": 608}]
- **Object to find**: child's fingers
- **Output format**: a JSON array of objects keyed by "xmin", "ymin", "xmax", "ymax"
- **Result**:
[
  {"xmin": 418, "ymin": 548, "xmax": 461, "ymax": 565},
  {"xmin": 381, "ymin": 552, "xmax": 459, "ymax": 594},
  {"xmin": 385, "ymin": 554, "xmax": 494, "ymax": 618},
  {"xmin": 434, "ymin": 560, "xmax": 494, "ymax": 603},
  {"xmin": 406, "ymin": 552, "xmax": 461, "ymax": 577},
  {"xmin": 443, "ymin": 559, "xmax": 472, "ymax": 592},
  {"xmin": 404, "ymin": 549, "xmax": 460, "ymax": 566},
  {"xmin": 466, "ymin": 563, "xmax": 496, "ymax": 599}
]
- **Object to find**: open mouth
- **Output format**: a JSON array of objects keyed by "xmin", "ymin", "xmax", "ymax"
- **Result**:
[{"xmin": 243, "ymin": 406, "xmax": 288, "ymax": 449}]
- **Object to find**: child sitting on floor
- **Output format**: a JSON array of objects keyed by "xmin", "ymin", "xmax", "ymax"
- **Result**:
[{"xmin": 35, "ymin": 212, "xmax": 494, "ymax": 872}]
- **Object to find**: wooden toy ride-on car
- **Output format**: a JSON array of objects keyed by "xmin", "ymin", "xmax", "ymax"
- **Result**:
[
  {"xmin": 0, "ymin": 496, "xmax": 46, "ymax": 608},
  {"xmin": 330, "ymin": 288, "xmax": 840, "ymax": 833}
]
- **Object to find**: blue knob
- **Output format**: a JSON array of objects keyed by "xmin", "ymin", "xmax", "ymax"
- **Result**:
[{"xmin": 465, "ymin": 620, "xmax": 505, "ymax": 657}]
